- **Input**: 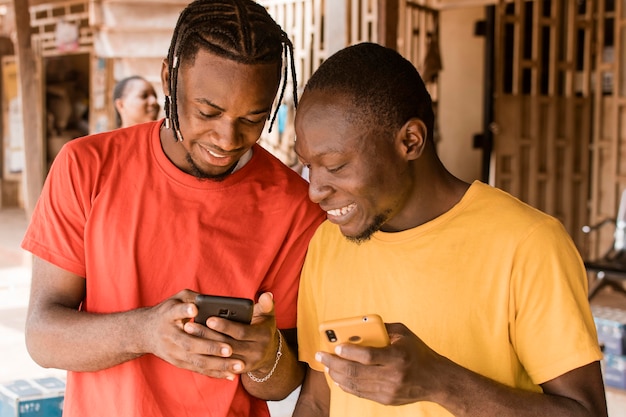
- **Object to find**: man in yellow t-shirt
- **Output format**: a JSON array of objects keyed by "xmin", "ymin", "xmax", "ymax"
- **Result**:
[{"xmin": 292, "ymin": 42, "xmax": 607, "ymax": 417}]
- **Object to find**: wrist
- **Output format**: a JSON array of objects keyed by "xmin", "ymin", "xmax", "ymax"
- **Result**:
[{"xmin": 247, "ymin": 330, "xmax": 283, "ymax": 383}]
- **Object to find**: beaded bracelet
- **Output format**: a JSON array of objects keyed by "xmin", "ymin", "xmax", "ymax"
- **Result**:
[{"xmin": 247, "ymin": 331, "xmax": 283, "ymax": 383}]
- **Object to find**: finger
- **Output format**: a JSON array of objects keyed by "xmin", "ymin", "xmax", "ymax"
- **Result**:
[
  {"xmin": 251, "ymin": 292, "xmax": 275, "ymax": 325},
  {"xmin": 186, "ymin": 353, "xmax": 245, "ymax": 380},
  {"xmin": 167, "ymin": 302, "xmax": 197, "ymax": 327},
  {"xmin": 385, "ymin": 322, "xmax": 409, "ymax": 343},
  {"xmin": 183, "ymin": 321, "xmax": 234, "ymax": 353},
  {"xmin": 258, "ymin": 292, "xmax": 274, "ymax": 314},
  {"xmin": 205, "ymin": 316, "xmax": 249, "ymax": 340},
  {"xmin": 334, "ymin": 344, "xmax": 387, "ymax": 366},
  {"xmin": 253, "ymin": 292, "xmax": 274, "ymax": 316},
  {"xmin": 176, "ymin": 288, "xmax": 201, "ymax": 304},
  {"xmin": 315, "ymin": 352, "xmax": 346, "ymax": 372},
  {"xmin": 318, "ymin": 349, "xmax": 384, "ymax": 383}
]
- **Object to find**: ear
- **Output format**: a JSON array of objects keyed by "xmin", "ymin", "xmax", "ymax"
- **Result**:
[
  {"xmin": 113, "ymin": 97, "xmax": 124, "ymax": 114},
  {"xmin": 161, "ymin": 58, "xmax": 171, "ymax": 96},
  {"xmin": 398, "ymin": 118, "xmax": 428, "ymax": 160}
]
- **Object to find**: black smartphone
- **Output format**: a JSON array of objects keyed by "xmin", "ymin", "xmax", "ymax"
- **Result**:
[{"xmin": 194, "ymin": 294, "xmax": 254, "ymax": 325}]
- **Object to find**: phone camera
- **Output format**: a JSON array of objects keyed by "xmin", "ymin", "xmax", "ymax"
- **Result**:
[
  {"xmin": 218, "ymin": 308, "xmax": 230, "ymax": 318},
  {"xmin": 325, "ymin": 330, "xmax": 337, "ymax": 343}
]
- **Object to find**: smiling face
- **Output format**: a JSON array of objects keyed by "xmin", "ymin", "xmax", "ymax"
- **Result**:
[
  {"xmin": 294, "ymin": 90, "xmax": 416, "ymax": 243},
  {"xmin": 115, "ymin": 78, "xmax": 160, "ymax": 128},
  {"xmin": 161, "ymin": 49, "xmax": 280, "ymax": 180}
]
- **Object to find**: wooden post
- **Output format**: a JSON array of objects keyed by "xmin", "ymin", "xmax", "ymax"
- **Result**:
[
  {"xmin": 378, "ymin": 0, "xmax": 399, "ymax": 50},
  {"xmin": 13, "ymin": 0, "xmax": 43, "ymax": 219}
]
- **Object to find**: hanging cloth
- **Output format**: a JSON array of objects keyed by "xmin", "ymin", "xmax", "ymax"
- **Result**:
[{"xmin": 422, "ymin": 32, "xmax": 443, "ymax": 83}]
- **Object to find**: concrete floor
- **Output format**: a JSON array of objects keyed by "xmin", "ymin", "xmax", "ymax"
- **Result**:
[{"xmin": 1, "ymin": 207, "xmax": 625, "ymax": 416}]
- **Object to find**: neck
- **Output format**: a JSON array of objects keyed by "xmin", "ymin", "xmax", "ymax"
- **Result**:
[
  {"xmin": 159, "ymin": 125, "xmax": 189, "ymax": 173},
  {"xmin": 382, "ymin": 153, "xmax": 470, "ymax": 232}
]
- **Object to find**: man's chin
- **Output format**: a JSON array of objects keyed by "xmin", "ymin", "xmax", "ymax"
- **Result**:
[
  {"xmin": 187, "ymin": 155, "xmax": 238, "ymax": 181},
  {"xmin": 341, "ymin": 213, "xmax": 388, "ymax": 244},
  {"xmin": 344, "ymin": 233, "xmax": 372, "ymax": 245},
  {"xmin": 341, "ymin": 226, "xmax": 374, "ymax": 245}
]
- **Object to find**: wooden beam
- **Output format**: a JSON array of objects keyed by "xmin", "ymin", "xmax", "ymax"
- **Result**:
[
  {"xmin": 378, "ymin": 0, "xmax": 399, "ymax": 50},
  {"xmin": 13, "ymin": 0, "xmax": 43, "ymax": 218}
]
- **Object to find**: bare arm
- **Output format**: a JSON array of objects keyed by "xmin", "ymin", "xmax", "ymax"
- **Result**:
[
  {"xmin": 25, "ymin": 256, "xmax": 244, "ymax": 375},
  {"xmin": 426, "ymin": 356, "xmax": 607, "ymax": 416},
  {"xmin": 293, "ymin": 367, "xmax": 330, "ymax": 417},
  {"xmin": 25, "ymin": 256, "xmax": 147, "ymax": 370},
  {"xmin": 317, "ymin": 322, "xmax": 607, "ymax": 416}
]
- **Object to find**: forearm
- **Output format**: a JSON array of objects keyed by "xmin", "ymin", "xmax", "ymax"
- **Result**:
[
  {"xmin": 292, "ymin": 368, "xmax": 330, "ymax": 417},
  {"xmin": 293, "ymin": 391, "xmax": 327, "ymax": 417},
  {"xmin": 25, "ymin": 304, "xmax": 149, "ymax": 372},
  {"xmin": 433, "ymin": 358, "xmax": 606, "ymax": 417},
  {"xmin": 242, "ymin": 330, "xmax": 305, "ymax": 400}
]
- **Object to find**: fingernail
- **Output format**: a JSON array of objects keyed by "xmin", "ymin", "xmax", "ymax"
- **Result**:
[
  {"xmin": 207, "ymin": 319, "xmax": 216, "ymax": 328},
  {"xmin": 221, "ymin": 347, "xmax": 230, "ymax": 356},
  {"xmin": 324, "ymin": 366, "xmax": 329, "ymax": 373},
  {"xmin": 233, "ymin": 363, "xmax": 243, "ymax": 372},
  {"xmin": 226, "ymin": 375, "xmax": 235, "ymax": 381},
  {"xmin": 315, "ymin": 352, "xmax": 322, "ymax": 362},
  {"xmin": 335, "ymin": 346, "xmax": 342, "ymax": 355}
]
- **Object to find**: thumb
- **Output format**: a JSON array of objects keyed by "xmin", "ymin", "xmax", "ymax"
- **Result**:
[{"xmin": 257, "ymin": 292, "xmax": 275, "ymax": 315}]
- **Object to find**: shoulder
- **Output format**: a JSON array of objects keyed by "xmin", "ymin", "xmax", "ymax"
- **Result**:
[
  {"xmin": 60, "ymin": 121, "xmax": 158, "ymax": 163},
  {"xmin": 466, "ymin": 182, "xmax": 571, "ymax": 246},
  {"xmin": 470, "ymin": 181, "xmax": 560, "ymax": 224}
]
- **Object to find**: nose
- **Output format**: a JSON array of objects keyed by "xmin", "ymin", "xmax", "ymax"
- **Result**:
[
  {"xmin": 212, "ymin": 119, "xmax": 242, "ymax": 150},
  {"xmin": 307, "ymin": 168, "xmax": 333, "ymax": 204}
]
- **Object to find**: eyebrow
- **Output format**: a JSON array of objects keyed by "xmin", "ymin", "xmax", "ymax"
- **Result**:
[
  {"xmin": 195, "ymin": 98, "xmax": 270, "ymax": 116},
  {"xmin": 294, "ymin": 146, "xmax": 344, "ymax": 160}
]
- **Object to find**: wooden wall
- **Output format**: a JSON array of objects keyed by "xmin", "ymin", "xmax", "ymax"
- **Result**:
[
  {"xmin": 491, "ymin": 0, "xmax": 593, "ymax": 252},
  {"xmin": 587, "ymin": 0, "xmax": 626, "ymax": 260}
]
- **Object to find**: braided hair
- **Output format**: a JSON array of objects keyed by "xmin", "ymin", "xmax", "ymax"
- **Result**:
[{"xmin": 164, "ymin": 0, "xmax": 297, "ymax": 141}]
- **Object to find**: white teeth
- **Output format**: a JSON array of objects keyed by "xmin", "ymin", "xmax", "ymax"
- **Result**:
[
  {"xmin": 327, "ymin": 204, "xmax": 355, "ymax": 217},
  {"xmin": 208, "ymin": 150, "xmax": 225, "ymax": 158}
]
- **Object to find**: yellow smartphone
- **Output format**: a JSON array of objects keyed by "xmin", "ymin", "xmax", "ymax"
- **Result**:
[{"xmin": 318, "ymin": 314, "xmax": 390, "ymax": 352}]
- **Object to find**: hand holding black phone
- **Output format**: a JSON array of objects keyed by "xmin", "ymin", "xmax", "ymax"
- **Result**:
[{"xmin": 194, "ymin": 294, "xmax": 254, "ymax": 326}]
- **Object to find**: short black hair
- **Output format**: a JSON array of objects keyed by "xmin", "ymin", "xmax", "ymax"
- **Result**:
[
  {"xmin": 165, "ymin": 0, "xmax": 296, "ymax": 139},
  {"xmin": 304, "ymin": 42, "xmax": 434, "ymax": 141}
]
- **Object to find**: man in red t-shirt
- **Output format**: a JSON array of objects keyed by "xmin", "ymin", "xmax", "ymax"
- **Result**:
[{"xmin": 21, "ymin": 1, "xmax": 324, "ymax": 416}]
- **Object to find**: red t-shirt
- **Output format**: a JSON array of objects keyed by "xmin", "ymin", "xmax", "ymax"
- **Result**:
[{"xmin": 22, "ymin": 120, "xmax": 325, "ymax": 417}]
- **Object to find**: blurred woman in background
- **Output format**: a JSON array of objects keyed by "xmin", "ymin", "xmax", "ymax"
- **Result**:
[{"xmin": 113, "ymin": 75, "xmax": 160, "ymax": 128}]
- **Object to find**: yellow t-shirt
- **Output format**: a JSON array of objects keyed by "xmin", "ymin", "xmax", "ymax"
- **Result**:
[{"xmin": 297, "ymin": 181, "xmax": 602, "ymax": 417}]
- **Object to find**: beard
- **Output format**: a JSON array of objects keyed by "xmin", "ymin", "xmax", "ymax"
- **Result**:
[
  {"xmin": 186, "ymin": 154, "xmax": 238, "ymax": 182},
  {"xmin": 344, "ymin": 212, "xmax": 389, "ymax": 244}
]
